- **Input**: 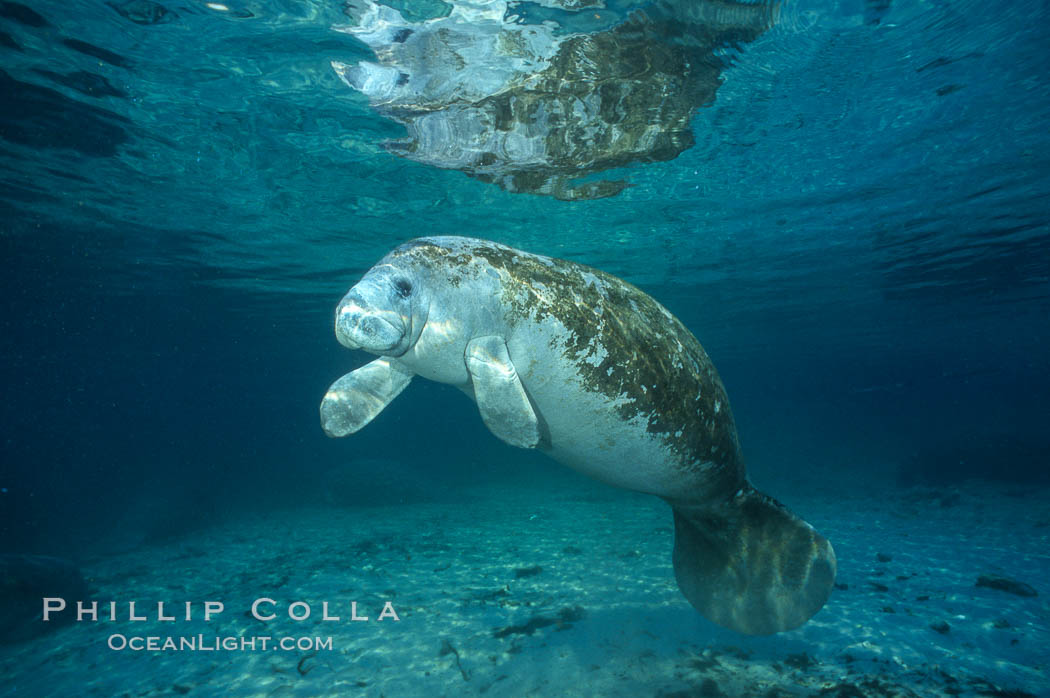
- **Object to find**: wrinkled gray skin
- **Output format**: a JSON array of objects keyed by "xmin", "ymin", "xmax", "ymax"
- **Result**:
[
  {"xmin": 321, "ymin": 237, "xmax": 836, "ymax": 635},
  {"xmin": 331, "ymin": 0, "xmax": 778, "ymax": 199}
]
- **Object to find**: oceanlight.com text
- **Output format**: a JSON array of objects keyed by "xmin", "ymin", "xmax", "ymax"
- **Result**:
[{"xmin": 107, "ymin": 634, "xmax": 334, "ymax": 652}]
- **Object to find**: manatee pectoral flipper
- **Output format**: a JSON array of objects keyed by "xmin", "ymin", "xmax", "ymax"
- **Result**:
[
  {"xmin": 320, "ymin": 358, "xmax": 414, "ymax": 437},
  {"xmin": 465, "ymin": 336, "xmax": 542, "ymax": 449},
  {"xmin": 669, "ymin": 487, "xmax": 836, "ymax": 635}
]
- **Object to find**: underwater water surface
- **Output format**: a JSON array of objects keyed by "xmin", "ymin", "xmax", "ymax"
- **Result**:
[{"xmin": 1, "ymin": 0, "xmax": 1049, "ymax": 696}]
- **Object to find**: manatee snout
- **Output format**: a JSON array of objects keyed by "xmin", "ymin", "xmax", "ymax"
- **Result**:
[{"xmin": 335, "ymin": 295, "xmax": 406, "ymax": 353}]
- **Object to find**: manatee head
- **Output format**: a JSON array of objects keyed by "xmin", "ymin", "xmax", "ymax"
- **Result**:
[{"xmin": 334, "ymin": 261, "xmax": 428, "ymax": 357}]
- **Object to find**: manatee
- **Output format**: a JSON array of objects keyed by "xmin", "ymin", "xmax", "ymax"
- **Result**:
[{"xmin": 321, "ymin": 236, "xmax": 835, "ymax": 634}]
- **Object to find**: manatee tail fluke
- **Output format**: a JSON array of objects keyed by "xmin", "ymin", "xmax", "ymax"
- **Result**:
[{"xmin": 669, "ymin": 486, "xmax": 836, "ymax": 635}]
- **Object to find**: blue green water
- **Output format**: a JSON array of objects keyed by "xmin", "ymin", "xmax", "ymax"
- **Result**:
[{"xmin": 1, "ymin": 0, "xmax": 1049, "ymax": 695}]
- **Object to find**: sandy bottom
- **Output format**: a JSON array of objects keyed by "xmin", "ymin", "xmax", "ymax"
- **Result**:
[{"xmin": 2, "ymin": 472, "xmax": 1048, "ymax": 697}]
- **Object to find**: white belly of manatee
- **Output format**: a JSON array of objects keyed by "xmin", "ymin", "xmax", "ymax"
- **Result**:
[{"xmin": 507, "ymin": 327, "xmax": 705, "ymax": 497}]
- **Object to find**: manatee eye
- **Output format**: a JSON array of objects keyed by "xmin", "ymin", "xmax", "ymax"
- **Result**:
[{"xmin": 394, "ymin": 278, "xmax": 413, "ymax": 298}]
